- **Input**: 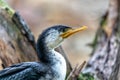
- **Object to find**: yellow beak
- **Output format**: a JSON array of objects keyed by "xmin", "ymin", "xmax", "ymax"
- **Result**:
[{"xmin": 60, "ymin": 26, "xmax": 87, "ymax": 38}]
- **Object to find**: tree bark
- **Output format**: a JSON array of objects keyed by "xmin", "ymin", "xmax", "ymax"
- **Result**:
[
  {"xmin": 83, "ymin": 0, "xmax": 120, "ymax": 80},
  {"xmin": 110, "ymin": 0, "xmax": 120, "ymax": 79},
  {"xmin": 0, "ymin": 9, "xmax": 38, "ymax": 69}
]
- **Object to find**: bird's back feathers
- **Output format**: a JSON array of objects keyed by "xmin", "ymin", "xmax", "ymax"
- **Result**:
[{"xmin": 0, "ymin": 62, "xmax": 48, "ymax": 80}]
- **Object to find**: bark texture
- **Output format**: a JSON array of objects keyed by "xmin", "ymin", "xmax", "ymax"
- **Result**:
[
  {"xmin": 83, "ymin": 0, "xmax": 120, "ymax": 80},
  {"xmin": 0, "ymin": 9, "xmax": 38, "ymax": 69}
]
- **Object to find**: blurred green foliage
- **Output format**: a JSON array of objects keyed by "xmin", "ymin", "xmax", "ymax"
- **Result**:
[
  {"xmin": 78, "ymin": 73, "xmax": 94, "ymax": 80},
  {"xmin": 0, "ymin": 0, "xmax": 15, "ymax": 18}
]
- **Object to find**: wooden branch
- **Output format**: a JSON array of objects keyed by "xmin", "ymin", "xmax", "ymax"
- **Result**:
[
  {"xmin": 66, "ymin": 61, "xmax": 86, "ymax": 80},
  {"xmin": 12, "ymin": 12, "xmax": 36, "ymax": 49},
  {"xmin": 103, "ymin": 0, "xmax": 118, "ymax": 37}
]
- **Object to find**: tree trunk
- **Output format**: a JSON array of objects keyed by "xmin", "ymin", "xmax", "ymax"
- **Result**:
[
  {"xmin": 110, "ymin": 0, "xmax": 120, "ymax": 79},
  {"xmin": 83, "ymin": 0, "xmax": 120, "ymax": 80},
  {"xmin": 0, "ymin": 7, "xmax": 38, "ymax": 69}
]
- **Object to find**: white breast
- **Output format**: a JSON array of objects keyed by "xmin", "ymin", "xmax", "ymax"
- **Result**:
[
  {"xmin": 51, "ymin": 50, "xmax": 67, "ymax": 80},
  {"xmin": 38, "ymin": 50, "xmax": 66, "ymax": 80}
]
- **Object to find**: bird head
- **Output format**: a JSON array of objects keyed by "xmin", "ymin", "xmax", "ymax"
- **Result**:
[{"xmin": 39, "ymin": 25, "xmax": 87, "ymax": 50}]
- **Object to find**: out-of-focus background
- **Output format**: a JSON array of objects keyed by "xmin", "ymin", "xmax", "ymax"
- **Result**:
[{"xmin": 6, "ymin": 0, "xmax": 109, "ymax": 66}]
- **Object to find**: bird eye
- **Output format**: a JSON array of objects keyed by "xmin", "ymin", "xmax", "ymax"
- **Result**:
[{"xmin": 63, "ymin": 28, "xmax": 71, "ymax": 32}]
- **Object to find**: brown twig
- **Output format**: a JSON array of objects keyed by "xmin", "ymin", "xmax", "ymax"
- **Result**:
[{"xmin": 66, "ymin": 61, "xmax": 86, "ymax": 80}]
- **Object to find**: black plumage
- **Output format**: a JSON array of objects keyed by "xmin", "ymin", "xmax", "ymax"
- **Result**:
[
  {"xmin": 0, "ymin": 62, "xmax": 48, "ymax": 80},
  {"xmin": 0, "ymin": 25, "xmax": 71, "ymax": 80}
]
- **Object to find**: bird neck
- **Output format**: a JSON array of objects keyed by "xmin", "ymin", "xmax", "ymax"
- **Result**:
[
  {"xmin": 36, "ymin": 37, "xmax": 67, "ymax": 79},
  {"xmin": 36, "ymin": 37, "xmax": 62, "ymax": 63}
]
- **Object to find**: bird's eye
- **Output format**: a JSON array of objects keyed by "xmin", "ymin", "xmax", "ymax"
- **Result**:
[{"xmin": 62, "ymin": 28, "xmax": 70, "ymax": 32}]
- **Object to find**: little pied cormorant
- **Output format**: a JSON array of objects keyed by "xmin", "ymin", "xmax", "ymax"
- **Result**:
[{"xmin": 0, "ymin": 25, "xmax": 87, "ymax": 80}]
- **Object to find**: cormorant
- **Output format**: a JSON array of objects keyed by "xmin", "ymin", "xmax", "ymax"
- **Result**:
[{"xmin": 0, "ymin": 25, "xmax": 87, "ymax": 80}]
